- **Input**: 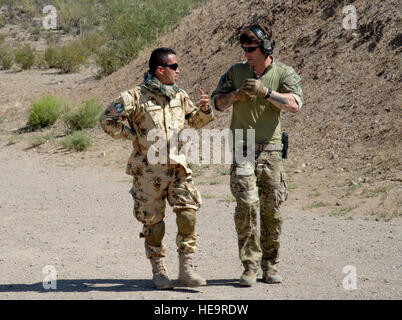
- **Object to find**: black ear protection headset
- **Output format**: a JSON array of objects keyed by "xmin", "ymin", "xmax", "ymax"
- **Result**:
[{"xmin": 249, "ymin": 26, "xmax": 275, "ymax": 55}]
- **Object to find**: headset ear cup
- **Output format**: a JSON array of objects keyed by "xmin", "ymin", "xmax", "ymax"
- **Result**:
[
  {"xmin": 263, "ymin": 39, "xmax": 273, "ymax": 54},
  {"xmin": 249, "ymin": 26, "xmax": 274, "ymax": 55},
  {"xmin": 264, "ymin": 39, "xmax": 270, "ymax": 52}
]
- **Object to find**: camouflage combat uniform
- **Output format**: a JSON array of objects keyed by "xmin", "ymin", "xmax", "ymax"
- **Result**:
[
  {"xmin": 100, "ymin": 73, "xmax": 214, "ymax": 259},
  {"xmin": 211, "ymin": 58, "xmax": 303, "ymax": 274}
]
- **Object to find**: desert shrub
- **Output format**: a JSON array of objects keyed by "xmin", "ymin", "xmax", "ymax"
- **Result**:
[
  {"xmin": 20, "ymin": 0, "xmax": 40, "ymax": 18},
  {"xmin": 81, "ymin": 31, "xmax": 105, "ymax": 53},
  {"xmin": 28, "ymin": 95, "xmax": 63, "ymax": 129},
  {"xmin": 44, "ymin": 46, "xmax": 60, "ymax": 68},
  {"xmin": 14, "ymin": 44, "xmax": 36, "ymax": 70},
  {"xmin": 52, "ymin": 0, "xmax": 102, "ymax": 35},
  {"xmin": 54, "ymin": 40, "xmax": 90, "ymax": 73},
  {"xmin": 7, "ymin": 136, "xmax": 21, "ymax": 145},
  {"xmin": 60, "ymin": 130, "xmax": 92, "ymax": 151},
  {"xmin": 63, "ymin": 99, "xmax": 102, "ymax": 130},
  {"xmin": 1, "ymin": 0, "xmax": 203, "ymax": 76},
  {"xmin": 30, "ymin": 133, "xmax": 53, "ymax": 147},
  {"xmin": 97, "ymin": 0, "xmax": 199, "ymax": 77},
  {"xmin": 95, "ymin": 46, "xmax": 123, "ymax": 79},
  {"xmin": 0, "ymin": 45, "xmax": 14, "ymax": 70}
]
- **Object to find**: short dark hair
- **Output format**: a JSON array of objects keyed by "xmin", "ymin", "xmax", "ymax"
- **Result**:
[
  {"xmin": 149, "ymin": 47, "xmax": 176, "ymax": 75},
  {"xmin": 239, "ymin": 24, "xmax": 273, "ymax": 45}
]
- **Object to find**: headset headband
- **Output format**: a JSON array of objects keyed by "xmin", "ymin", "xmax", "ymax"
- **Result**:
[{"xmin": 249, "ymin": 26, "xmax": 267, "ymax": 42}]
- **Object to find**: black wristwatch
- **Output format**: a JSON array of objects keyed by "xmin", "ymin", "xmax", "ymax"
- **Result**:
[{"xmin": 264, "ymin": 87, "xmax": 272, "ymax": 99}]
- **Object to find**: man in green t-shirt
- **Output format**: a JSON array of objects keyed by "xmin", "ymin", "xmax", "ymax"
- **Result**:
[{"xmin": 210, "ymin": 24, "xmax": 303, "ymax": 286}]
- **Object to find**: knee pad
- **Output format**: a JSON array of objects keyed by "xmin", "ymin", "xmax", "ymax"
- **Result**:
[
  {"xmin": 141, "ymin": 221, "xmax": 165, "ymax": 247},
  {"xmin": 176, "ymin": 209, "xmax": 196, "ymax": 236}
]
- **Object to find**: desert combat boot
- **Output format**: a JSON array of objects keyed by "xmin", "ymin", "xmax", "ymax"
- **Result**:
[
  {"xmin": 262, "ymin": 268, "xmax": 283, "ymax": 284},
  {"xmin": 149, "ymin": 257, "xmax": 174, "ymax": 290},
  {"xmin": 239, "ymin": 265, "xmax": 257, "ymax": 287},
  {"xmin": 178, "ymin": 253, "xmax": 206, "ymax": 287}
]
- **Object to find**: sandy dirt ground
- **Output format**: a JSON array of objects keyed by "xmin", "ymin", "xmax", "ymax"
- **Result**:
[{"xmin": 0, "ymin": 146, "xmax": 400, "ymax": 300}]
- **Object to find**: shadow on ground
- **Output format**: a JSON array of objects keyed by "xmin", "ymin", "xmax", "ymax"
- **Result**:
[{"xmin": 0, "ymin": 279, "xmax": 240, "ymax": 293}]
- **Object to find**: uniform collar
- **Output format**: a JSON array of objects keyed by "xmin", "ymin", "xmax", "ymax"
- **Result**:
[
  {"xmin": 247, "ymin": 56, "xmax": 276, "ymax": 78},
  {"xmin": 141, "ymin": 70, "xmax": 181, "ymax": 101}
]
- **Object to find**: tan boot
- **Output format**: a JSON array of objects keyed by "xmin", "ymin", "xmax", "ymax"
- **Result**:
[
  {"xmin": 262, "ymin": 268, "xmax": 283, "ymax": 284},
  {"xmin": 239, "ymin": 266, "xmax": 257, "ymax": 287},
  {"xmin": 178, "ymin": 253, "xmax": 206, "ymax": 287},
  {"xmin": 149, "ymin": 258, "xmax": 174, "ymax": 290}
]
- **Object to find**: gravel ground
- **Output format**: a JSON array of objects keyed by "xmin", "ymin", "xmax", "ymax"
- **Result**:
[{"xmin": 0, "ymin": 148, "xmax": 401, "ymax": 300}]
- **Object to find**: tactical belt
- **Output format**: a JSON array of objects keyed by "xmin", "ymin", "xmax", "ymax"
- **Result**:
[{"xmin": 255, "ymin": 143, "xmax": 283, "ymax": 153}]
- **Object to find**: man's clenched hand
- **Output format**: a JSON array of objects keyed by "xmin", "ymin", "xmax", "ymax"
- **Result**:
[
  {"xmin": 234, "ymin": 89, "xmax": 253, "ymax": 102},
  {"xmin": 243, "ymin": 79, "xmax": 268, "ymax": 98}
]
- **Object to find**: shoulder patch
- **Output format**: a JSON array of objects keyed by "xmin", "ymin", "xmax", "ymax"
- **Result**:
[{"xmin": 112, "ymin": 102, "xmax": 124, "ymax": 114}]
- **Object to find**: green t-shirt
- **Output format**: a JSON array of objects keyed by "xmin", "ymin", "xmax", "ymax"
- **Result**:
[{"xmin": 211, "ymin": 58, "xmax": 303, "ymax": 144}]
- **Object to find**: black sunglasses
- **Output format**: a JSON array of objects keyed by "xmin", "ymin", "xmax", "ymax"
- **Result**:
[
  {"xmin": 160, "ymin": 63, "xmax": 179, "ymax": 70},
  {"xmin": 241, "ymin": 45, "xmax": 259, "ymax": 53}
]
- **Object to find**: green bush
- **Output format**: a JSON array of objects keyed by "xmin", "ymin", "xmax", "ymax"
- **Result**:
[
  {"xmin": 54, "ymin": 40, "xmax": 90, "ymax": 73},
  {"xmin": 52, "ymin": 0, "xmax": 102, "ymax": 34},
  {"xmin": 1, "ymin": 0, "xmax": 203, "ymax": 76},
  {"xmin": 30, "ymin": 133, "xmax": 53, "ymax": 147},
  {"xmin": 61, "ymin": 130, "xmax": 92, "ymax": 151},
  {"xmin": 28, "ymin": 95, "xmax": 63, "ymax": 129},
  {"xmin": 81, "ymin": 31, "xmax": 105, "ymax": 53},
  {"xmin": 97, "ymin": 0, "xmax": 199, "ymax": 77},
  {"xmin": 95, "ymin": 46, "xmax": 123, "ymax": 79},
  {"xmin": 0, "ymin": 45, "xmax": 14, "ymax": 70},
  {"xmin": 44, "ymin": 46, "xmax": 60, "ymax": 68},
  {"xmin": 14, "ymin": 44, "xmax": 36, "ymax": 70},
  {"xmin": 63, "ymin": 99, "xmax": 102, "ymax": 130},
  {"xmin": 20, "ymin": 0, "xmax": 40, "ymax": 18}
]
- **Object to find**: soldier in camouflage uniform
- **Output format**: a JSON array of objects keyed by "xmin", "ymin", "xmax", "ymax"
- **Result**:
[
  {"xmin": 100, "ymin": 48, "xmax": 214, "ymax": 289},
  {"xmin": 210, "ymin": 25, "xmax": 303, "ymax": 286}
]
